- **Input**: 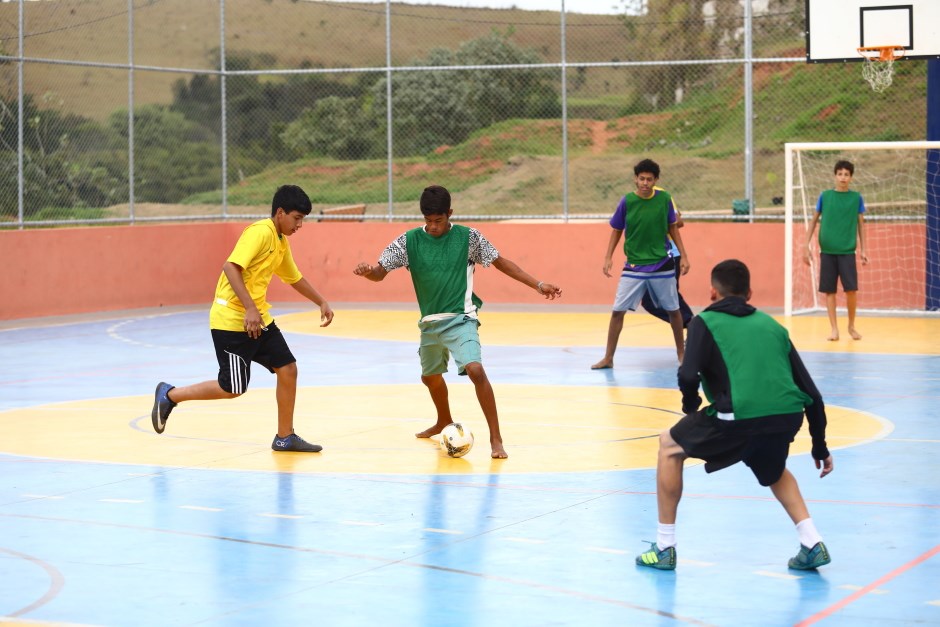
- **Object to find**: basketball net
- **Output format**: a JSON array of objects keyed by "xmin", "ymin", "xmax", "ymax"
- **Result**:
[{"xmin": 857, "ymin": 46, "xmax": 905, "ymax": 93}]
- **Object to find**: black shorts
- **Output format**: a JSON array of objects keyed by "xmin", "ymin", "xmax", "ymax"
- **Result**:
[
  {"xmin": 669, "ymin": 410, "xmax": 803, "ymax": 486},
  {"xmin": 210, "ymin": 321, "xmax": 296, "ymax": 394},
  {"xmin": 818, "ymin": 253, "xmax": 858, "ymax": 293}
]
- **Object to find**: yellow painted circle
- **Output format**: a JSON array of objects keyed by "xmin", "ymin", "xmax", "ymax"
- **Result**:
[
  {"xmin": 0, "ymin": 385, "xmax": 890, "ymax": 474},
  {"xmin": 279, "ymin": 309, "xmax": 940, "ymax": 354}
]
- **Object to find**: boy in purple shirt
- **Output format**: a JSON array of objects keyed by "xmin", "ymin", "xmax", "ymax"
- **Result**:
[{"xmin": 592, "ymin": 159, "xmax": 690, "ymax": 368}]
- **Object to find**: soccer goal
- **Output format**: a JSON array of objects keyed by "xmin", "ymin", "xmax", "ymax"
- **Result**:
[{"xmin": 784, "ymin": 141, "xmax": 940, "ymax": 316}]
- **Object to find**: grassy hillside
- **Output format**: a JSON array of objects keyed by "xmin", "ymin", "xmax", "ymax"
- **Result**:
[
  {"xmin": 2, "ymin": 0, "xmax": 928, "ymax": 218},
  {"xmin": 0, "ymin": 0, "xmax": 626, "ymax": 121},
  {"xmin": 182, "ymin": 58, "xmax": 928, "ymax": 216}
]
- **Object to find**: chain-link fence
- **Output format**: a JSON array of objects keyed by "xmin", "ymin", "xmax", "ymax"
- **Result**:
[{"xmin": 0, "ymin": 0, "xmax": 930, "ymax": 226}]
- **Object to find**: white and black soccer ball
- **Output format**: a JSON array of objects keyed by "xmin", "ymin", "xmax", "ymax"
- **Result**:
[{"xmin": 439, "ymin": 422, "xmax": 474, "ymax": 458}]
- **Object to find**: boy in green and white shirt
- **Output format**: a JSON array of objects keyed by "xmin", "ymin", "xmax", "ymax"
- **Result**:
[
  {"xmin": 804, "ymin": 159, "xmax": 869, "ymax": 341},
  {"xmin": 354, "ymin": 185, "xmax": 562, "ymax": 459}
]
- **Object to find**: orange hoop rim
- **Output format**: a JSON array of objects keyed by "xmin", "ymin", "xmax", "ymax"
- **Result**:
[{"xmin": 857, "ymin": 45, "xmax": 906, "ymax": 62}]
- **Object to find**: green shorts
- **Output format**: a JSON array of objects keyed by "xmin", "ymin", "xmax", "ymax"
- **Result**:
[{"xmin": 417, "ymin": 315, "xmax": 482, "ymax": 376}]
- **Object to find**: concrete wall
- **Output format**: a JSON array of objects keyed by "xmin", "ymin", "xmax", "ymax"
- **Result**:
[{"xmin": 0, "ymin": 220, "xmax": 911, "ymax": 320}]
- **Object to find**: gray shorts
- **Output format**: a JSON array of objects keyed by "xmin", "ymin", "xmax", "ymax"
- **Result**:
[
  {"xmin": 417, "ymin": 315, "xmax": 482, "ymax": 376},
  {"xmin": 818, "ymin": 253, "xmax": 858, "ymax": 293},
  {"xmin": 613, "ymin": 267, "xmax": 680, "ymax": 313}
]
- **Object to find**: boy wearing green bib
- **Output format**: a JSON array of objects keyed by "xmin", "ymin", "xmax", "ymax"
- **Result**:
[
  {"xmin": 636, "ymin": 260, "xmax": 834, "ymax": 571},
  {"xmin": 804, "ymin": 160, "xmax": 869, "ymax": 341},
  {"xmin": 354, "ymin": 185, "xmax": 562, "ymax": 459}
]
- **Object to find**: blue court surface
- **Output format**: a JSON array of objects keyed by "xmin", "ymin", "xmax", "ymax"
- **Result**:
[{"xmin": 1, "ymin": 305, "xmax": 938, "ymax": 627}]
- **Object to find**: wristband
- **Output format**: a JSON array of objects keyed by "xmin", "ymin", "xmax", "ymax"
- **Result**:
[{"xmin": 536, "ymin": 281, "xmax": 544, "ymax": 293}]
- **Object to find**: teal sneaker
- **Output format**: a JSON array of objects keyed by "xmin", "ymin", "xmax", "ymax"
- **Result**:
[
  {"xmin": 788, "ymin": 541, "xmax": 831, "ymax": 570},
  {"xmin": 636, "ymin": 542, "xmax": 677, "ymax": 570},
  {"xmin": 272, "ymin": 433, "xmax": 322, "ymax": 453}
]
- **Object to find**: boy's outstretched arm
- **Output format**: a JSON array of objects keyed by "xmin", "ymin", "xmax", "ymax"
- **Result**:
[
  {"xmin": 602, "ymin": 229, "xmax": 622, "ymax": 278},
  {"xmin": 354, "ymin": 262, "xmax": 389, "ymax": 282},
  {"xmin": 857, "ymin": 214, "xmax": 869, "ymax": 265},
  {"xmin": 223, "ymin": 261, "xmax": 263, "ymax": 339},
  {"xmin": 289, "ymin": 277, "xmax": 334, "ymax": 327},
  {"xmin": 491, "ymin": 256, "xmax": 562, "ymax": 299},
  {"xmin": 804, "ymin": 212, "xmax": 821, "ymax": 266}
]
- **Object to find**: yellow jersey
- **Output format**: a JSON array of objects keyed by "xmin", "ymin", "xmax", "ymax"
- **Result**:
[{"xmin": 209, "ymin": 218, "xmax": 303, "ymax": 331}]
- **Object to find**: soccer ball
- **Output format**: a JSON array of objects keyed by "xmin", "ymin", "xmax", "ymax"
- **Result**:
[{"xmin": 439, "ymin": 422, "xmax": 474, "ymax": 458}]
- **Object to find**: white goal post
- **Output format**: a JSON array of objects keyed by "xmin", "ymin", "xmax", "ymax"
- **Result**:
[{"xmin": 784, "ymin": 141, "xmax": 940, "ymax": 316}]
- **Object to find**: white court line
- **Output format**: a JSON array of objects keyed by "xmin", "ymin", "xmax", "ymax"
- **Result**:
[
  {"xmin": 423, "ymin": 528, "xmax": 463, "ymax": 535},
  {"xmin": 838, "ymin": 584, "xmax": 889, "ymax": 595},
  {"xmin": 503, "ymin": 537, "xmax": 547, "ymax": 544},
  {"xmin": 586, "ymin": 546, "xmax": 629, "ymax": 555},
  {"xmin": 99, "ymin": 498, "xmax": 144, "ymax": 504},
  {"xmin": 179, "ymin": 505, "xmax": 223, "ymax": 512},
  {"xmin": 260, "ymin": 513, "xmax": 303, "ymax": 519},
  {"xmin": 754, "ymin": 570, "xmax": 801, "ymax": 580},
  {"xmin": 21, "ymin": 494, "xmax": 64, "ymax": 500},
  {"xmin": 927, "ymin": 600, "xmax": 940, "ymax": 607}
]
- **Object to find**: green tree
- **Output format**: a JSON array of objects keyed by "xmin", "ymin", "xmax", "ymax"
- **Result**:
[
  {"xmin": 280, "ymin": 96, "xmax": 378, "ymax": 159},
  {"xmin": 110, "ymin": 105, "xmax": 220, "ymax": 203},
  {"xmin": 623, "ymin": 0, "xmax": 737, "ymax": 109},
  {"xmin": 372, "ymin": 30, "xmax": 560, "ymax": 156}
]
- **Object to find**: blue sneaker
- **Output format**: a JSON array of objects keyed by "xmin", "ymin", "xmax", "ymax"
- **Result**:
[
  {"xmin": 272, "ymin": 433, "xmax": 322, "ymax": 453},
  {"xmin": 636, "ymin": 542, "xmax": 677, "ymax": 570},
  {"xmin": 151, "ymin": 382, "xmax": 176, "ymax": 434},
  {"xmin": 788, "ymin": 542, "xmax": 831, "ymax": 570}
]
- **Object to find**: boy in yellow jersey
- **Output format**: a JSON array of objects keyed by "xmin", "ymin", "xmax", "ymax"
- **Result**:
[{"xmin": 151, "ymin": 184, "xmax": 334, "ymax": 452}]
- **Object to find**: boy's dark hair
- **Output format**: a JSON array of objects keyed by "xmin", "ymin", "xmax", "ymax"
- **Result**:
[
  {"xmin": 271, "ymin": 184, "xmax": 312, "ymax": 216},
  {"xmin": 420, "ymin": 185, "xmax": 451, "ymax": 216},
  {"xmin": 634, "ymin": 158, "xmax": 661, "ymax": 179},
  {"xmin": 833, "ymin": 160, "xmax": 854, "ymax": 176},
  {"xmin": 711, "ymin": 259, "xmax": 750, "ymax": 298}
]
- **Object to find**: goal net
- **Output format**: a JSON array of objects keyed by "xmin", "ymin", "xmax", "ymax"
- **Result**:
[{"xmin": 785, "ymin": 141, "xmax": 940, "ymax": 316}]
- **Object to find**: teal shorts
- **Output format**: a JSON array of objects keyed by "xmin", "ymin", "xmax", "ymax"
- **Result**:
[{"xmin": 417, "ymin": 315, "xmax": 482, "ymax": 376}]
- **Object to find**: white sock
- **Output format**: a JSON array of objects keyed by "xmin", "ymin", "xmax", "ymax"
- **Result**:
[
  {"xmin": 657, "ymin": 523, "xmax": 676, "ymax": 549},
  {"xmin": 796, "ymin": 518, "xmax": 823, "ymax": 548}
]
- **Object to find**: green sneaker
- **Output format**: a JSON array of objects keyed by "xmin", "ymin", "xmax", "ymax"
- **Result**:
[
  {"xmin": 635, "ymin": 542, "xmax": 677, "ymax": 570},
  {"xmin": 788, "ymin": 541, "xmax": 831, "ymax": 570}
]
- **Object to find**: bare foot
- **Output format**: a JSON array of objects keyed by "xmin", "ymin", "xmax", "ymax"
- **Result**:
[
  {"xmin": 826, "ymin": 332, "xmax": 839, "ymax": 342},
  {"xmin": 591, "ymin": 359, "xmax": 613, "ymax": 370},
  {"xmin": 849, "ymin": 328, "xmax": 862, "ymax": 340},
  {"xmin": 491, "ymin": 440, "xmax": 508, "ymax": 459},
  {"xmin": 416, "ymin": 422, "xmax": 450, "ymax": 438}
]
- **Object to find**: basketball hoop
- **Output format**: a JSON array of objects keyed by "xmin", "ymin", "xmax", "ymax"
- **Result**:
[{"xmin": 857, "ymin": 46, "xmax": 905, "ymax": 93}]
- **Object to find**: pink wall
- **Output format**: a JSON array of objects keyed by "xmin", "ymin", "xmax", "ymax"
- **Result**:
[{"xmin": 1, "ymin": 220, "xmax": 904, "ymax": 321}]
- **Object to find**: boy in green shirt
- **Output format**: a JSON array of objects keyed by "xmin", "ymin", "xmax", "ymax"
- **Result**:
[
  {"xmin": 804, "ymin": 160, "xmax": 869, "ymax": 341},
  {"xmin": 592, "ymin": 159, "xmax": 690, "ymax": 369},
  {"xmin": 353, "ymin": 185, "xmax": 562, "ymax": 459},
  {"xmin": 636, "ymin": 259, "xmax": 833, "ymax": 571}
]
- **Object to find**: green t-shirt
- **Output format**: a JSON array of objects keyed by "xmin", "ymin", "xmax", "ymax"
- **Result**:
[
  {"xmin": 405, "ymin": 224, "xmax": 483, "ymax": 319},
  {"xmin": 622, "ymin": 190, "xmax": 671, "ymax": 266},
  {"xmin": 698, "ymin": 309, "xmax": 811, "ymax": 420},
  {"xmin": 817, "ymin": 189, "xmax": 863, "ymax": 255}
]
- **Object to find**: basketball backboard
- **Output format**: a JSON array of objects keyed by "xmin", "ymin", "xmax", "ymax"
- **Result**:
[{"xmin": 806, "ymin": 0, "xmax": 940, "ymax": 62}]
